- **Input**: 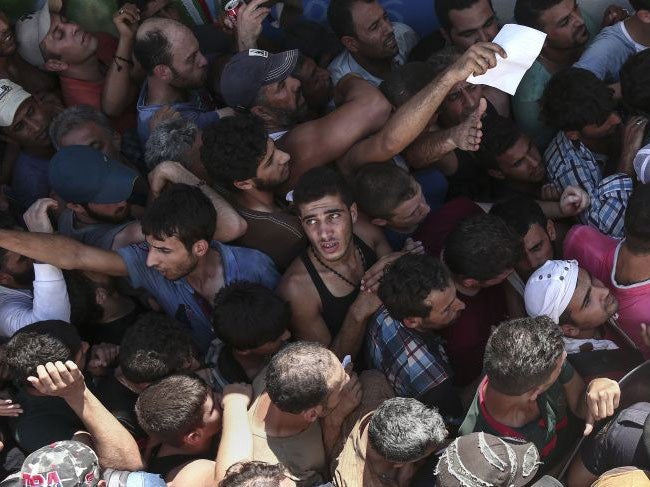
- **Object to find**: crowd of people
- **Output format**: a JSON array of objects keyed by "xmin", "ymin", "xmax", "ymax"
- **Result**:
[{"xmin": 0, "ymin": 0, "xmax": 649, "ymax": 485}]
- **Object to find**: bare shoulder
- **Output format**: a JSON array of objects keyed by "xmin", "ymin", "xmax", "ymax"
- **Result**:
[
  {"xmin": 168, "ymin": 459, "xmax": 215, "ymax": 487},
  {"xmin": 277, "ymin": 256, "xmax": 311, "ymax": 297}
]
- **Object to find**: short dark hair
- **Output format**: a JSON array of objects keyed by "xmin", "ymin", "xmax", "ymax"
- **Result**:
[
  {"xmin": 435, "ymin": 0, "xmax": 492, "ymax": 30},
  {"xmin": 484, "ymin": 316, "xmax": 564, "ymax": 395},
  {"xmin": 200, "ymin": 115, "xmax": 268, "ymax": 190},
  {"xmin": 444, "ymin": 213, "xmax": 521, "ymax": 281},
  {"xmin": 621, "ymin": 50, "xmax": 650, "ymax": 114},
  {"xmin": 213, "ymin": 281, "xmax": 290, "ymax": 351},
  {"xmin": 380, "ymin": 62, "xmax": 436, "ymax": 107},
  {"xmin": 479, "ymin": 114, "xmax": 523, "ymax": 170},
  {"xmin": 624, "ymin": 184, "xmax": 650, "ymax": 254},
  {"xmin": 490, "ymin": 196, "xmax": 548, "ymax": 239},
  {"xmin": 368, "ymin": 397, "xmax": 447, "ymax": 463},
  {"xmin": 266, "ymin": 341, "xmax": 335, "ymax": 414},
  {"xmin": 135, "ymin": 373, "xmax": 210, "ymax": 447},
  {"xmin": 141, "ymin": 183, "xmax": 216, "ymax": 251},
  {"xmin": 293, "ymin": 167, "xmax": 354, "ymax": 211},
  {"xmin": 379, "ymin": 254, "xmax": 451, "ymax": 321},
  {"xmin": 63, "ymin": 270, "xmax": 106, "ymax": 326},
  {"xmin": 119, "ymin": 313, "xmax": 195, "ymax": 384},
  {"xmin": 221, "ymin": 462, "xmax": 289, "ymax": 487},
  {"xmin": 353, "ymin": 163, "xmax": 416, "ymax": 220},
  {"xmin": 327, "ymin": 0, "xmax": 373, "ymax": 39},
  {"xmin": 514, "ymin": 0, "xmax": 564, "ymax": 29},
  {"xmin": 629, "ymin": 0, "xmax": 650, "ymax": 12},
  {"xmin": 133, "ymin": 27, "xmax": 173, "ymax": 74},
  {"xmin": 427, "ymin": 45, "xmax": 463, "ymax": 78},
  {"xmin": 541, "ymin": 68, "xmax": 616, "ymax": 131},
  {"xmin": 6, "ymin": 321, "xmax": 82, "ymax": 386}
]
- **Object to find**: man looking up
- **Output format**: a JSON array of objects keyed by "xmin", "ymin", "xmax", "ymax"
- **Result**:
[
  {"xmin": 459, "ymin": 316, "xmax": 621, "ymax": 472},
  {"xmin": 220, "ymin": 49, "xmax": 391, "ymax": 190},
  {"xmin": 564, "ymin": 183, "xmax": 650, "ymax": 358},
  {"xmin": 201, "ymin": 114, "xmax": 307, "ymax": 272},
  {"xmin": 326, "ymin": 0, "xmax": 418, "ymax": 86},
  {"xmin": 513, "ymin": 0, "xmax": 601, "ymax": 148},
  {"xmin": 434, "ymin": 0, "xmax": 510, "ymax": 117},
  {"xmin": 133, "ymin": 18, "xmax": 222, "ymax": 144},
  {"xmin": 0, "ymin": 80, "xmax": 55, "ymax": 210},
  {"xmin": 367, "ymin": 253, "xmax": 466, "ymax": 424},
  {"xmin": 0, "ymin": 184, "xmax": 278, "ymax": 352}
]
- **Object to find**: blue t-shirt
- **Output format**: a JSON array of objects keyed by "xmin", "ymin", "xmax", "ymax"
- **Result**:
[
  {"xmin": 137, "ymin": 80, "xmax": 221, "ymax": 144},
  {"xmin": 117, "ymin": 241, "xmax": 279, "ymax": 352},
  {"xmin": 9, "ymin": 151, "xmax": 49, "ymax": 211}
]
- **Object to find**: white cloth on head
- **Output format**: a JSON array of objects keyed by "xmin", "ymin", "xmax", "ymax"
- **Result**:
[{"xmin": 524, "ymin": 260, "xmax": 579, "ymax": 324}]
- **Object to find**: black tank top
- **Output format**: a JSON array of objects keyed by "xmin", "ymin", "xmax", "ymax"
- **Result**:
[{"xmin": 300, "ymin": 235, "xmax": 377, "ymax": 338}]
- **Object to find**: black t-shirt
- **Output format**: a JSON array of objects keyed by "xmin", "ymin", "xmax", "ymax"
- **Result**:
[
  {"xmin": 80, "ymin": 303, "xmax": 144, "ymax": 346},
  {"xmin": 8, "ymin": 390, "xmax": 84, "ymax": 454},
  {"xmin": 93, "ymin": 375, "xmax": 145, "ymax": 443}
]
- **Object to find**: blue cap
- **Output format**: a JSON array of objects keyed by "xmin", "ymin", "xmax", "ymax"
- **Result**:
[{"xmin": 49, "ymin": 145, "xmax": 138, "ymax": 204}]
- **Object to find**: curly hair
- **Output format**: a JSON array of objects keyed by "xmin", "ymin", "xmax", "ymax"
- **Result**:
[
  {"xmin": 293, "ymin": 167, "xmax": 354, "ymax": 211},
  {"xmin": 540, "ymin": 68, "xmax": 616, "ymax": 131},
  {"xmin": 444, "ymin": 213, "xmax": 521, "ymax": 281},
  {"xmin": 484, "ymin": 316, "xmax": 564, "ymax": 395},
  {"xmin": 200, "ymin": 115, "xmax": 268, "ymax": 190},
  {"xmin": 378, "ymin": 254, "xmax": 451, "ymax": 321},
  {"xmin": 621, "ymin": 50, "xmax": 650, "ymax": 114}
]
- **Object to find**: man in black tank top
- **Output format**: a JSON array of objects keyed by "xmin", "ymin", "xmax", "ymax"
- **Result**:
[{"xmin": 278, "ymin": 167, "xmax": 419, "ymax": 361}]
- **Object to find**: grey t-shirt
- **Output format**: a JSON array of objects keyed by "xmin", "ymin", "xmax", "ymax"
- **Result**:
[{"xmin": 58, "ymin": 209, "xmax": 132, "ymax": 250}]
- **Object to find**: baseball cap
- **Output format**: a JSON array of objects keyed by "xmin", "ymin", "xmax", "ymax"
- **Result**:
[
  {"xmin": 524, "ymin": 259, "xmax": 579, "ymax": 324},
  {"xmin": 435, "ymin": 432, "xmax": 542, "ymax": 487},
  {"xmin": 220, "ymin": 49, "xmax": 299, "ymax": 109},
  {"xmin": 104, "ymin": 469, "xmax": 167, "ymax": 487},
  {"xmin": 49, "ymin": 145, "xmax": 138, "ymax": 204},
  {"xmin": 20, "ymin": 440, "xmax": 101, "ymax": 486},
  {"xmin": 15, "ymin": 2, "xmax": 51, "ymax": 67},
  {"xmin": 0, "ymin": 79, "xmax": 32, "ymax": 127}
]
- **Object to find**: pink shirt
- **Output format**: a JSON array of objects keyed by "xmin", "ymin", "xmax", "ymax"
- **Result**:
[{"xmin": 564, "ymin": 225, "xmax": 650, "ymax": 358}]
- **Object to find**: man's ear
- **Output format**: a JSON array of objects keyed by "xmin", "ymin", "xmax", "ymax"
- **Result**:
[
  {"xmin": 340, "ymin": 35, "xmax": 359, "ymax": 53},
  {"xmin": 192, "ymin": 239, "xmax": 210, "ymax": 257},
  {"xmin": 564, "ymin": 130, "xmax": 580, "ymax": 141},
  {"xmin": 43, "ymin": 58, "xmax": 69, "ymax": 73},
  {"xmin": 0, "ymin": 272, "xmax": 14, "ymax": 287},
  {"xmin": 153, "ymin": 64, "xmax": 172, "ymax": 81},
  {"xmin": 302, "ymin": 406, "xmax": 321, "ymax": 423},
  {"xmin": 250, "ymin": 106, "xmax": 274, "ymax": 125},
  {"xmin": 370, "ymin": 217, "xmax": 389, "ymax": 227},
  {"xmin": 638, "ymin": 9, "xmax": 650, "ymax": 23},
  {"xmin": 233, "ymin": 179, "xmax": 255, "ymax": 191},
  {"xmin": 487, "ymin": 168, "xmax": 506, "ymax": 180},
  {"xmin": 402, "ymin": 317, "xmax": 422, "ymax": 329},
  {"xmin": 67, "ymin": 202, "xmax": 87, "ymax": 216},
  {"xmin": 546, "ymin": 220, "xmax": 557, "ymax": 242},
  {"xmin": 460, "ymin": 277, "xmax": 480, "ymax": 289},
  {"xmin": 184, "ymin": 429, "xmax": 202, "ymax": 446},
  {"xmin": 560, "ymin": 324, "xmax": 580, "ymax": 338},
  {"xmin": 95, "ymin": 287, "xmax": 109, "ymax": 306},
  {"xmin": 350, "ymin": 202, "xmax": 358, "ymax": 224},
  {"xmin": 440, "ymin": 28, "xmax": 451, "ymax": 44}
]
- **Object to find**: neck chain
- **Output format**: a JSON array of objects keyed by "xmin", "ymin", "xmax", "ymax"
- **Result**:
[{"xmin": 310, "ymin": 244, "xmax": 366, "ymax": 288}]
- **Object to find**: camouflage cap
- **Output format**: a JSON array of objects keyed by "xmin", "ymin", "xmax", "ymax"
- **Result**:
[{"xmin": 21, "ymin": 441, "xmax": 101, "ymax": 487}]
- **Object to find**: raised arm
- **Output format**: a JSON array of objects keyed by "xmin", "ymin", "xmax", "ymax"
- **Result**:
[
  {"xmin": 278, "ymin": 76, "xmax": 391, "ymax": 188},
  {"xmin": 148, "ymin": 161, "xmax": 247, "ymax": 242},
  {"xmin": 102, "ymin": 4, "xmax": 141, "ymax": 117},
  {"xmin": 28, "ymin": 361, "xmax": 145, "ymax": 471},
  {"xmin": 337, "ymin": 42, "xmax": 505, "ymax": 174},
  {"xmin": 0, "ymin": 230, "xmax": 128, "ymax": 276}
]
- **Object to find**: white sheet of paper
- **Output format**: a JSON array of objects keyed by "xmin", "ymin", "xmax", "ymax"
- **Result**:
[{"xmin": 467, "ymin": 24, "xmax": 546, "ymax": 96}]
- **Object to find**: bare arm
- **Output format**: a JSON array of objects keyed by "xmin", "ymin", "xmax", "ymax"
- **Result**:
[
  {"xmin": 278, "ymin": 76, "xmax": 391, "ymax": 189},
  {"xmin": 0, "ymin": 229, "xmax": 128, "ymax": 276},
  {"xmin": 28, "ymin": 361, "xmax": 144, "ymax": 471},
  {"xmin": 148, "ymin": 161, "xmax": 247, "ymax": 242},
  {"xmin": 329, "ymin": 291, "xmax": 381, "ymax": 360},
  {"xmin": 337, "ymin": 42, "xmax": 505, "ymax": 174},
  {"xmin": 214, "ymin": 384, "xmax": 254, "ymax": 483},
  {"xmin": 102, "ymin": 4, "xmax": 140, "ymax": 117},
  {"xmin": 563, "ymin": 372, "xmax": 620, "ymax": 436}
]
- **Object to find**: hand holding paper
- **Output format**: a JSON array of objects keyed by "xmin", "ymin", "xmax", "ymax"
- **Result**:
[{"xmin": 467, "ymin": 24, "xmax": 547, "ymax": 96}]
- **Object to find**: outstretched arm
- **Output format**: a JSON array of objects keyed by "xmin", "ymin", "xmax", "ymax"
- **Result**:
[
  {"xmin": 28, "ymin": 361, "xmax": 145, "ymax": 471},
  {"xmin": 0, "ymin": 230, "xmax": 128, "ymax": 276},
  {"xmin": 337, "ymin": 42, "xmax": 505, "ymax": 174}
]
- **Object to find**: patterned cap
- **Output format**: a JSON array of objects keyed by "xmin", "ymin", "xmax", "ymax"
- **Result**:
[
  {"xmin": 20, "ymin": 441, "xmax": 100, "ymax": 487},
  {"xmin": 435, "ymin": 432, "xmax": 541, "ymax": 487}
]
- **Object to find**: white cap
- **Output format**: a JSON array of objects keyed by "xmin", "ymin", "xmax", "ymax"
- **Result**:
[
  {"xmin": 15, "ymin": 2, "xmax": 51, "ymax": 67},
  {"xmin": 524, "ymin": 260, "xmax": 579, "ymax": 324},
  {"xmin": 0, "ymin": 80, "xmax": 32, "ymax": 127}
]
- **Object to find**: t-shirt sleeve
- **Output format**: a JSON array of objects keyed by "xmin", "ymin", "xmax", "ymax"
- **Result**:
[
  {"xmin": 563, "ymin": 225, "xmax": 616, "ymax": 283},
  {"xmin": 574, "ymin": 25, "xmax": 633, "ymax": 82},
  {"xmin": 115, "ymin": 244, "xmax": 148, "ymax": 289}
]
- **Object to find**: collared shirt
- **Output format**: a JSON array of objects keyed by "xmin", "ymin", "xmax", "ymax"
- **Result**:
[
  {"xmin": 544, "ymin": 131, "xmax": 633, "ymax": 238},
  {"xmin": 117, "ymin": 241, "xmax": 279, "ymax": 352},
  {"xmin": 327, "ymin": 22, "xmax": 418, "ymax": 86},
  {"xmin": 366, "ymin": 306, "xmax": 451, "ymax": 400}
]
